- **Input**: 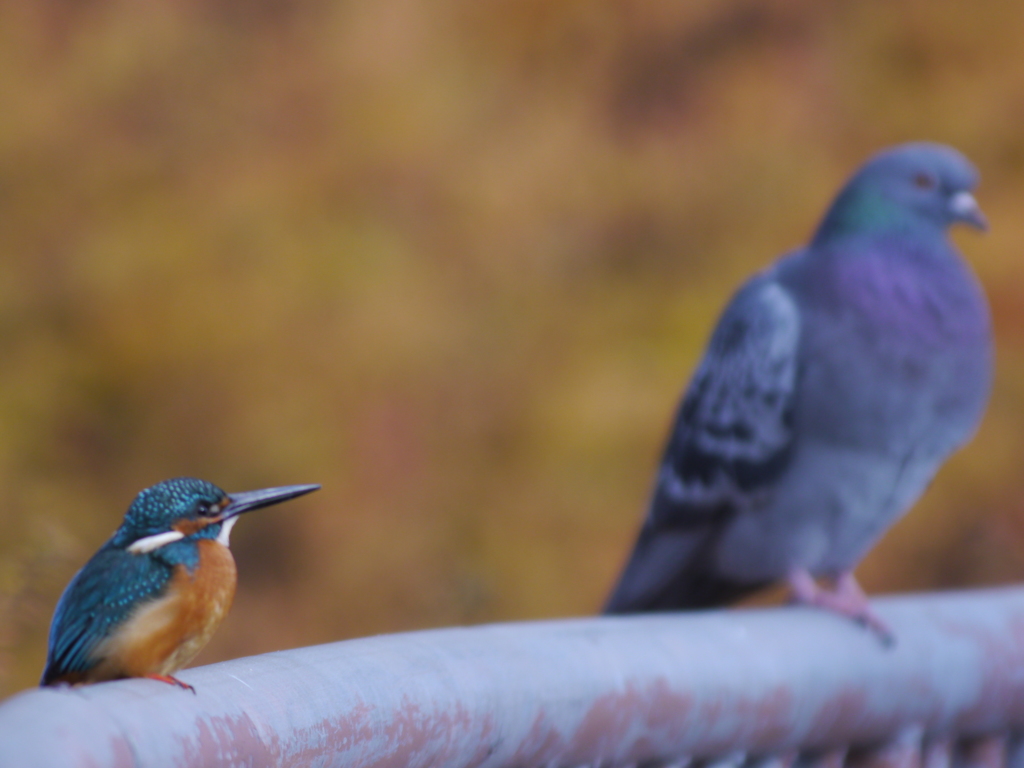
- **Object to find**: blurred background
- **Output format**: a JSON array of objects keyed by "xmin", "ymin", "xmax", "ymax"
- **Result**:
[{"xmin": 2, "ymin": 0, "xmax": 1024, "ymax": 697}]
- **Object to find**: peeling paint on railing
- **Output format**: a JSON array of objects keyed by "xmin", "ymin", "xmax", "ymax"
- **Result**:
[{"xmin": 3, "ymin": 586, "xmax": 1024, "ymax": 767}]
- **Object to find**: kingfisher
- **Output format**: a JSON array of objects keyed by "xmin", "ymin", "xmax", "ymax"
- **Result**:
[{"xmin": 41, "ymin": 477, "xmax": 320, "ymax": 691}]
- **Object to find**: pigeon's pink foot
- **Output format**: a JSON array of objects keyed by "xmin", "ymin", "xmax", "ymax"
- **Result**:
[{"xmin": 786, "ymin": 569, "xmax": 894, "ymax": 646}]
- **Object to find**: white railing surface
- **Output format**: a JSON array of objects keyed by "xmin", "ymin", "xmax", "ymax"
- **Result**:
[{"xmin": 2, "ymin": 586, "xmax": 1024, "ymax": 767}]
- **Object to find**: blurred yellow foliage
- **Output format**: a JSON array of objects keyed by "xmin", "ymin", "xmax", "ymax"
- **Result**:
[{"xmin": 2, "ymin": 0, "xmax": 1024, "ymax": 696}]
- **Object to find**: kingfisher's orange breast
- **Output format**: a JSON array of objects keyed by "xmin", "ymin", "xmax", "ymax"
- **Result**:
[{"xmin": 91, "ymin": 539, "xmax": 237, "ymax": 681}]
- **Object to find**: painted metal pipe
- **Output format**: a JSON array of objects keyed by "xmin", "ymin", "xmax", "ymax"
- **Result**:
[{"xmin": 3, "ymin": 586, "xmax": 1024, "ymax": 767}]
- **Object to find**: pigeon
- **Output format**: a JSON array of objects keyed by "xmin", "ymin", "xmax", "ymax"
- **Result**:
[{"xmin": 604, "ymin": 143, "xmax": 992, "ymax": 639}]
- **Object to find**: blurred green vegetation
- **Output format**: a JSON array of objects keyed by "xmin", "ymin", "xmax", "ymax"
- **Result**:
[{"xmin": 3, "ymin": 0, "xmax": 1024, "ymax": 697}]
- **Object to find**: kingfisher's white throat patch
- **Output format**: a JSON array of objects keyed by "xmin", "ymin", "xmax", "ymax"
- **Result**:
[{"xmin": 216, "ymin": 516, "xmax": 239, "ymax": 547}]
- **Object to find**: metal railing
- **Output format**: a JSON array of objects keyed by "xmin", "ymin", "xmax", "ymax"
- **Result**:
[{"xmin": 2, "ymin": 586, "xmax": 1024, "ymax": 767}]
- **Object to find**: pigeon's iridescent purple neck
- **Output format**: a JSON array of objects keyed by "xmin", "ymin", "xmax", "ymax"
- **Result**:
[{"xmin": 829, "ymin": 242, "xmax": 990, "ymax": 346}]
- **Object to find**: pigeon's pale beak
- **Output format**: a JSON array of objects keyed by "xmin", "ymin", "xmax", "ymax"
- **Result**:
[{"xmin": 949, "ymin": 191, "xmax": 988, "ymax": 231}]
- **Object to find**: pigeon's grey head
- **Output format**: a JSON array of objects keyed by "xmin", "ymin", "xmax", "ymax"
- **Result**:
[{"xmin": 814, "ymin": 142, "xmax": 986, "ymax": 244}]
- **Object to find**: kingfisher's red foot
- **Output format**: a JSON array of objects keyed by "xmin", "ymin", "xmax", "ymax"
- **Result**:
[
  {"xmin": 145, "ymin": 674, "xmax": 196, "ymax": 693},
  {"xmin": 786, "ymin": 569, "xmax": 895, "ymax": 647}
]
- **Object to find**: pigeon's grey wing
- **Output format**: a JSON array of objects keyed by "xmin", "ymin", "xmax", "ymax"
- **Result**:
[{"xmin": 605, "ymin": 275, "xmax": 801, "ymax": 612}]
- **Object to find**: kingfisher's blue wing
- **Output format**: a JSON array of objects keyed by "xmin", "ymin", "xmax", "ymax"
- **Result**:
[{"xmin": 42, "ymin": 543, "xmax": 174, "ymax": 684}]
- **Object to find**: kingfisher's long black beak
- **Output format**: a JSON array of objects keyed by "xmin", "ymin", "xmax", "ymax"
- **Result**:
[{"xmin": 221, "ymin": 484, "xmax": 320, "ymax": 520}]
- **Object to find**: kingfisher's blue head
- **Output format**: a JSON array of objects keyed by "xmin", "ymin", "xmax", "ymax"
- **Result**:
[
  {"xmin": 110, "ymin": 478, "xmax": 321, "ymax": 555},
  {"xmin": 814, "ymin": 142, "xmax": 986, "ymax": 244}
]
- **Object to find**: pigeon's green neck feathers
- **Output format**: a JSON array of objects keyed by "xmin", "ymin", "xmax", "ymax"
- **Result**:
[{"xmin": 815, "ymin": 187, "xmax": 922, "ymax": 244}]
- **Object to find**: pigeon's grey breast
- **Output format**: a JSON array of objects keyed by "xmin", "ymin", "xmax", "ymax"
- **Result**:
[
  {"xmin": 787, "ymin": 235, "xmax": 992, "ymax": 456},
  {"xmin": 713, "ymin": 236, "xmax": 992, "ymax": 580}
]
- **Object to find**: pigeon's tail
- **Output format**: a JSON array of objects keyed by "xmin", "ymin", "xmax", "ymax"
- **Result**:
[{"xmin": 603, "ymin": 525, "xmax": 766, "ymax": 613}]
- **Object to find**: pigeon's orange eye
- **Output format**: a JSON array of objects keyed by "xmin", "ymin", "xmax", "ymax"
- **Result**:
[{"xmin": 913, "ymin": 172, "xmax": 936, "ymax": 189}]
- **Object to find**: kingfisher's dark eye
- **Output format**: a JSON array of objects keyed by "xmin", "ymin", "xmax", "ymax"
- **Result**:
[
  {"xmin": 196, "ymin": 502, "xmax": 215, "ymax": 517},
  {"xmin": 913, "ymin": 172, "xmax": 936, "ymax": 190}
]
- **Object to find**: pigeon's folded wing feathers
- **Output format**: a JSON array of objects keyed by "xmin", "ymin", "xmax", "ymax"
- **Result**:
[
  {"xmin": 652, "ymin": 275, "xmax": 801, "ymax": 526},
  {"xmin": 605, "ymin": 275, "xmax": 801, "ymax": 612}
]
